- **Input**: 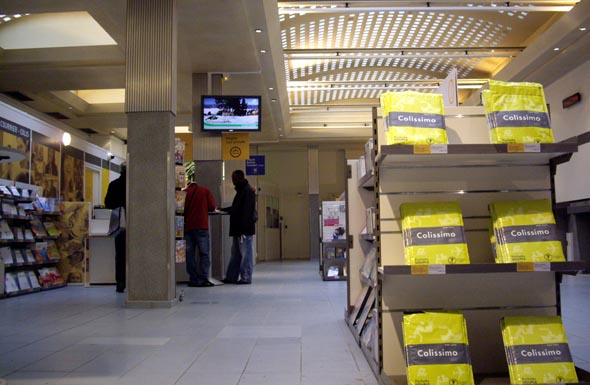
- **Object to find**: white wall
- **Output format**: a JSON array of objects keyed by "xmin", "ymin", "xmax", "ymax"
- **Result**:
[
  {"xmin": 545, "ymin": 59, "xmax": 590, "ymax": 203},
  {"xmin": 318, "ymin": 149, "xmax": 347, "ymax": 201}
]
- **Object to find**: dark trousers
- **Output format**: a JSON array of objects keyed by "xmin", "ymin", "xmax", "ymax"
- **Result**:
[{"xmin": 114, "ymin": 228, "xmax": 126, "ymax": 290}]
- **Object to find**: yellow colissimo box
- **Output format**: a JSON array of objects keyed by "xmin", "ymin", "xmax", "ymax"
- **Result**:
[
  {"xmin": 380, "ymin": 91, "xmax": 448, "ymax": 145},
  {"xmin": 400, "ymin": 201, "xmax": 470, "ymax": 265},
  {"xmin": 403, "ymin": 312, "xmax": 475, "ymax": 385},
  {"xmin": 490, "ymin": 199, "xmax": 565, "ymax": 263},
  {"xmin": 482, "ymin": 80, "xmax": 554, "ymax": 144},
  {"xmin": 501, "ymin": 316, "xmax": 578, "ymax": 384}
]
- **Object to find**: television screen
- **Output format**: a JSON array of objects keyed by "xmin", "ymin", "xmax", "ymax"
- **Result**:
[{"xmin": 201, "ymin": 95, "xmax": 261, "ymax": 132}]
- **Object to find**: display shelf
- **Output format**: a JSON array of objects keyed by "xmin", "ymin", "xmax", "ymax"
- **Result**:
[
  {"xmin": 1, "ymin": 287, "xmax": 41, "ymax": 298},
  {"xmin": 34, "ymin": 235, "xmax": 59, "ymax": 241},
  {"xmin": 360, "ymin": 233, "xmax": 374, "ymax": 242},
  {"xmin": 3, "ymin": 282, "xmax": 68, "ymax": 299},
  {"xmin": 0, "ymin": 239, "xmax": 34, "ymax": 244},
  {"xmin": 5, "ymin": 260, "xmax": 60, "ymax": 270},
  {"xmin": 360, "ymin": 339, "xmax": 380, "ymax": 379},
  {"xmin": 348, "ymin": 107, "xmax": 587, "ymax": 385},
  {"xmin": 0, "ymin": 214, "xmax": 32, "ymax": 220},
  {"xmin": 2, "ymin": 192, "xmax": 66, "ymax": 298},
  {"xmin": 358, "ymin": 172, "xmax": 375, "ymax": 190},
  {"xmin": 321, "ymin": 257, "xmax": 347, "ymax": 281},
  {"xmin": 31, "ymin": 210, "xmax": 62, "ymax": 216},
  {"xmin": 377, "ymin": 143, "xmax": 577, "ymax": 168},
  {"xmin": 378, "ymin": 375, "xmax": 590, "ymax": 385},
  {"xmin": 379, "ymin": 261, "xmax": 588, "ymax": 275}
]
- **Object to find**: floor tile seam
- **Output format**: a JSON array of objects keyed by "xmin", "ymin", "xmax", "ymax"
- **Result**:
[
  {"xmin": 238, "ymin": 337, "xmax": 282, "ymax": 384},
  {"xmin": 0, "ymin": 348, "xmax": 57, "ymax": 378},
  {"xmin": 171, "ymin": 321, "xmax": 251, "ymax": 384}
]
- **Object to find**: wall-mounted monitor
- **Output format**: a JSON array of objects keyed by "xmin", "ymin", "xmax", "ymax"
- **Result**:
[{"xmin": 201, "ymin": 95, "xmax": 261, "ymax": 132}]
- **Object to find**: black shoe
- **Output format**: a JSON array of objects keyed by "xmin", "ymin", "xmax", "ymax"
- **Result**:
[
  {"xmin": 237, "ymin": 280, "xmax": 251, "ymax": 285},
  {"xmin": 197, "ymin": 281, "xmax": 214, "ymax": 287},
  {"xmin": 116, "ymin": 286, "xmax": 125, "ymax": 293},
  {"xmin": 222, "ymin": 278, "xmax": 237, "ymax": 284}
]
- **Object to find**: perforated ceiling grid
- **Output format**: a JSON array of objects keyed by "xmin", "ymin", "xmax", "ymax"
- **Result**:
[{"xmin": 279, "ymin": 5, "xmax": 558, "ymax": 106}]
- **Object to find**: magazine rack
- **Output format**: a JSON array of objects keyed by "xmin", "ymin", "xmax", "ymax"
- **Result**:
[{"xmin": 1, "ymin": 184, "xmax": 66, "ymax": 298}]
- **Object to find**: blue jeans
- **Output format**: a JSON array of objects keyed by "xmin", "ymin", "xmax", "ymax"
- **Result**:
[
  {"xmin": 184, "ymin": 229, "xmax": 210, "ymax": 285},
  {"xmin": 225, "ymin": 235, "xmax": 253, "ymax": 283}
]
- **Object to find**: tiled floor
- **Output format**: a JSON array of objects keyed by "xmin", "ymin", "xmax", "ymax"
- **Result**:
[
  {"xmin": 0, "ymin": 261, "xmax": 378, "ymax": 385},
  {"xmin": 0, "ymin": 261, "xmax": 589, "ymax": 385}
]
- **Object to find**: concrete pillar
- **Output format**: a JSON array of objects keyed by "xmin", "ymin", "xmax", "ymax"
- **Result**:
[{"xmin": 125, "ymin": 0, "xmax": 177, "ymax": 307}]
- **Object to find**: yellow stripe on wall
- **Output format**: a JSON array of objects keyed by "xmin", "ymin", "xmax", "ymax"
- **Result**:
[{"xmin": 102, "ymin": 168, "xmax": 110, "ymax": 206}]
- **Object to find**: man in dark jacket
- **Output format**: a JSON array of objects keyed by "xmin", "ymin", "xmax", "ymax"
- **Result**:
[
  {"xmin": 104, "ymin": 163, "xmax": 126, "ymax": 293},
  {"xmin": 222, "ymin": 170, "xmax": 256, "ymax": 284}
]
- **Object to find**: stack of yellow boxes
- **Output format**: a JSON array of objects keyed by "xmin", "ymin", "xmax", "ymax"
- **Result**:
[
  {"xmin": 401, "ymin": 201, "xmax": 470, "ymax": 265},
  {"xmin": 482, "ymin": 80, "xmax": 554, "ymax": 144},
  {"xmin": 501, "ymin": 316, "xmax": 578, "ymax": 384},
  {"xmin": 380, "ymin": 91, "xmax": 448, "ymax": 145},
  {"xmin": 489, "ymin": 199, "xmax": 565, "ymax": 263},
  {"xmin": 403, "ymin": 312, "xmax": 475, "ymax": 385}
]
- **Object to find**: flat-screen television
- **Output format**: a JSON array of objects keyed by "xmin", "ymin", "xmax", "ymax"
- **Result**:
[{"xmin": 201, "ymin": 95, "xmax": 261, "ymax": 132}]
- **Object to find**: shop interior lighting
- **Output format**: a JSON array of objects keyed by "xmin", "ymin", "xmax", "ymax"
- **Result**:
[
  {"xmin": 277, "ymin": 2, "xmax": 577, "ymax": 14},
  {"xmin": 62, "ymin": 132, "xmax": 71, "ymax": 146}
]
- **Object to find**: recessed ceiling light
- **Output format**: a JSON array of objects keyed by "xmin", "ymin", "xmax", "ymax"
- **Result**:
[
  {"xmin": 553, "ymin": 47, "xmax": 560, "ymax": 51},
  {"xmin": 269, "ymin": 87, "xmax": 274, "ymax": 91},
  {"xmin": 62, "ymin": 132, "xmax": 71, "ymax": 146},
  {"xmin": 580, "ymin": 27, "xmax": 588, "ymax": 31},
  {"xmin": 260, "ymin": 49, "xmax": 267, "ymax": 54},
  {"xmin": 271, "ymin": 99, "xmax": 276, "ymax": 102},
  {"xmin": 255, "ymin": 29, "xmax": 263, "ymax": 33}
]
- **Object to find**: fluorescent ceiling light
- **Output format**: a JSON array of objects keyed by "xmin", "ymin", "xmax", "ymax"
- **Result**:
[
  {"xmin": 277, "ymin": 5, "xmax": 575, "ymax": 14},
  {"xmin": 71, "ymin": 89, "xmax": 125, "ymax": 104},
  {"xmin": 0, "ymin": 11, "xmax": 117, "ymax": 49},
  {"xmin": 174, "ymin": 126, "xmax": 192, "ymax": 133}
]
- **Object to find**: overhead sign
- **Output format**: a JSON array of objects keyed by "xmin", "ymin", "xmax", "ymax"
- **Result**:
[
  {"xmin": 246, "ymin": 155, "xmax": 265, "ymax": 175},
  {"xmin": 222, "ymin": 132, "xmax": 250, "ymax": 160}
]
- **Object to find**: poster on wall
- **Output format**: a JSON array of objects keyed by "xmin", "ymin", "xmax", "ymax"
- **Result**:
[
  {"xmin": 56, "ymin": 202, "xmax": 89, "ymax": 284},
  {"xmin": 61, "ymin": 147, "xmax": 84, "ymax": 202},
  {"xmin": 0, "ymin": 117, "xmax": 31, "ymax": 183},
  {"xmin": 31, "ymin": 131, "xmax": 60, "ymax": 197},
  {"xmin": 321, "ymin": 200, "xmax": 346, "ymax": 241}
]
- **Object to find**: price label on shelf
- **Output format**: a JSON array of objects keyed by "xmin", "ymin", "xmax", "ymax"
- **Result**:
[
  {"xmin": 524, "ymin": 143, "xmax": 541, "ymax": 152},
  {"xmin": 428, "ymin": 265, "xmax": 446, "ymax": 274},
  {"xmin": 412, "ymin": 144, "xmax": 448, "ymax": 155},
  {"xmin": 507, "ymin": 143, "xmax": 541, "ymax": 153},
  {"xmin": 411, "ymin": 265, "xmax": 429, "ymax": 275},
  {"xmin": 430, "ymin": 144, "xmax": 448, "ymax": 154},
  {"xmin": 516, "ymin": 262, "xmax": 535, "ymax": 272},
  {"xmin": 533, "ymin": 262, "xmax": 551, "ymax": 272},
  {"xmin": 410, "ymin": 265, "xmax": 446, "ymax": 275},
  {"xmin": 507, "ymin": 143, "xmax": 525, "ymax": 153},
  {"xmin": 413, "ymin": 145, "xmax": 431, "ymax": 154}
]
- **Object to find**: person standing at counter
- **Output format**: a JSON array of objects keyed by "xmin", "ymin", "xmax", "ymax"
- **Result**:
[
  {"xmin": 183, "ymin": 161, "xmax": 216, "ymax": 287},
  {"xmin": 221, "ymin": 170, "xmax": 257, "ymax": 285},
  {"xmin": 104, "ymin": 163, "xmax": 126, "ymax": 293}
]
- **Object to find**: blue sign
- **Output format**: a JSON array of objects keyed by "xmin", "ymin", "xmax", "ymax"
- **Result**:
[{"xmin": 245, "ymin": 155, "xmax": 265, "ymax": 175}]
